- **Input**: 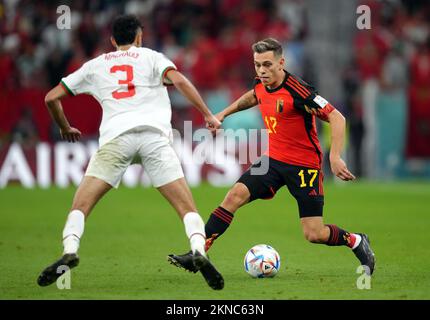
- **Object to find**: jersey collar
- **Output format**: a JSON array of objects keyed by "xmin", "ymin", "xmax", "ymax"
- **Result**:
[{"xmin": 264, "ymin": 70, "xmax": 289, "ymax": 93}]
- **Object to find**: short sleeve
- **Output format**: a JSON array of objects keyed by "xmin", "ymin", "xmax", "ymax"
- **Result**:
[
  {"xmin": 153, "ymin": 51, "xmax": 177, "ymax": 86},
  {"xmin": 302, "ymin": 91, "xmax": 335, "ymax": 122},
  {"xmin": 60, "ymin": 61, "xmax": 93, "ymax": 96},
  {"xmin": 285, "ymin": 75, "xmax": 335, "ymax": 122}
]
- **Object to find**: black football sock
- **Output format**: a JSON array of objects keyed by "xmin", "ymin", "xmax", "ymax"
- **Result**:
[
  {"xmin": 204, "ymin": 206, "xmax": 234, "ymax": 251},
  {"xmin": 325, "ymin": 224, "xmax": 358, "ymax": 248}
]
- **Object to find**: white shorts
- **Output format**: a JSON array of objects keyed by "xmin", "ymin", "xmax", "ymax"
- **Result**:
[{"xmin": 85, "ymin": 127, "xmax": 184, "ymax": 188}]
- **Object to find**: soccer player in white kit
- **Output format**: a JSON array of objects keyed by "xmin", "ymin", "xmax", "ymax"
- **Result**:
[{"xmin": 37, "ymin": 15, "xmax": 224, "ymax": 290}]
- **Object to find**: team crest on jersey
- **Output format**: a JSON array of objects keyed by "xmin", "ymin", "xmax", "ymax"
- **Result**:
[{"xmin": 276, "ymin": 99, "xmax": 284, "ymax": 113}]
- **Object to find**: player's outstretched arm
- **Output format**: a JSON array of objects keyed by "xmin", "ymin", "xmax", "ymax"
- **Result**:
[
  {"xmin": 327, "ymin": 109, "xmax": 355, "ymax": 181},
  {"xmin": 216, "ymin": 90, "xmax": 257, "ymax": 122},
  {"xmin": 45, "ymin": 85, "xmax": 82, "ymax": 143},
  {"xmin": 165, "ymin": 69, "xmax": 221, "ymax": 133}
]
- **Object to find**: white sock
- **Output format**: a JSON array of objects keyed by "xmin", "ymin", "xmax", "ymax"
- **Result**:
[
  {"xmin": 183, "ymin": 212, "xmax": 206, "ymax": 256},
  {"xmin": 352, "ymin": 234, "xmax": 362, "ymax": 250},
  {"xmin": 62, "ymin": 210, "xmax": 85, "ymax": 254}
]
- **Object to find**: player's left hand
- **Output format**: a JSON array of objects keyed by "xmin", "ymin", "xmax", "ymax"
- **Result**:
[
  {"xmin": 330, "ymin": 157, "xmax": 356, "ymax": 181},
  {"xmin": 60, "ymin": 126, "xmax": 82, "ymax": 143},
  {"xmin": 205, "ymin": 114, "xmax": 222, "ymax": 135}
]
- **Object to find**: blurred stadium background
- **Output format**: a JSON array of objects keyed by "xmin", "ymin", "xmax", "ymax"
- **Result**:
[
  {"xmin": 1, "ymin": 0, "xmax": 430, "ymax": 185},
  {"xmin": 1, "ymin": 0, "xmax": 430, "ymax": 300}
]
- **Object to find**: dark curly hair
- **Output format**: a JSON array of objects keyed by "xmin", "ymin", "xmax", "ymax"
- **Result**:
[{"xmin": 112, "ymin": 14, "xmax": 143, "ymax": 46}]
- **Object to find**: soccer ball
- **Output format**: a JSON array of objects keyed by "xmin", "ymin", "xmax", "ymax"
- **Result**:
[{"xmin": 244, "ymin": 244, "xmax": 281, "ymax": 278}]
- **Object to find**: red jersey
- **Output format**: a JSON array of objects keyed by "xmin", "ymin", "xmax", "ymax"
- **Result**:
[{"xmin": 254, "ymin": 71, "xmax": 335, "ymax": 169}]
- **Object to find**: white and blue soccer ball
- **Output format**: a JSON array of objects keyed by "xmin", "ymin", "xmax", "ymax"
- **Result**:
[{"xmin": 244, "ymin": 244, "xmax": 281, "ymax": 278}]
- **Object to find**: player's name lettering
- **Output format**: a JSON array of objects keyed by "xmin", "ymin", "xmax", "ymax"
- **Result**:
[
  {"xmin": 104, "ymin": 51, "xmax": 139, "ymax": 60},
  {"xmin": 166, "ymin": 304, "xmax": 200, "ymax": 318}
]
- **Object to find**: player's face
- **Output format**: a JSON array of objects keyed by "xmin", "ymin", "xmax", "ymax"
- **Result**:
[{"xmin": 254, "ymin": 51, "xmax": 285, "ymax": 88}]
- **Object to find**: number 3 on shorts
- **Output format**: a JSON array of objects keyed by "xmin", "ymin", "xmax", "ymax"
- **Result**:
[{"xmin": 298, "ymin": 169, "xmax": 318, "ymax": 188}]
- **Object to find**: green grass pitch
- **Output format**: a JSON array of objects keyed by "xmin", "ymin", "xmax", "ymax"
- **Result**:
[{"xmin": 0, "ymin": 181, "xmax": 429, "ymax": 299}]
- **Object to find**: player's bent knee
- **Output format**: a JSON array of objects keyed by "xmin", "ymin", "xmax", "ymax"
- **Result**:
[{"xmin": 223, "ymin": 184, "xmax": 250, "ymax": 211}]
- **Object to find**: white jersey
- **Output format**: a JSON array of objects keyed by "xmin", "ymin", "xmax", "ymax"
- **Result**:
[{"xmin": 61, "ymin": 46, "xmax": 176, "ymax": 146}]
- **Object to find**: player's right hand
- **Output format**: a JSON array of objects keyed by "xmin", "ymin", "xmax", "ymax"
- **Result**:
[
  {"xmin": 60, "ymin": 127, "xmax": 82, "ymax": 143},
  {"xmin": 205, "ymin": 114, "xmax": 222, "ymax": 135},
  {"xmin": 330, "ymin": 157, "xmax": 356, "ymax": 181}
]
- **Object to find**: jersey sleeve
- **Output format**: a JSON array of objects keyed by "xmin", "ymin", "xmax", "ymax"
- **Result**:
[
  {"xmin": 60, "ymin": 61, "xmax": 93, "ymax": 96},
  {"xmin": 285, "ymin": 75, "xmax": 335, "ymax": 122},
  {"xmin": 152, "ymin": 51, "xmax": 177, "ymax": 86}
]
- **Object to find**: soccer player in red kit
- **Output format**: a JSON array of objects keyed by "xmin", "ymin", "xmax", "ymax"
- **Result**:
[{"xmin": 168, "ymin": 38, "xmax": 375, "ymax": 275}]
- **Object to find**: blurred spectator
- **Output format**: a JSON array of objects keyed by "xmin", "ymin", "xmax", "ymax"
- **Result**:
[
  {"xmin": 354, "ymin": 1, "xmax": 392, "ymax": 178},
  {"xmin": 11, "ymin": 107, "xmax": 39, "ymax": 148},
  {"xmin": 406, "ymin": 37, "xmax": 430, "ymax": 158},
  {"xmin": 343, "ymin": 64, "xmax": 364, "ymax": 177},
  {"xmin": 0, "ymin": 45, "xmax": 17, "ymax": 90},
  {"xmin": 376, "ymin": 42, "xmax": 408, "ymax": 178}
]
